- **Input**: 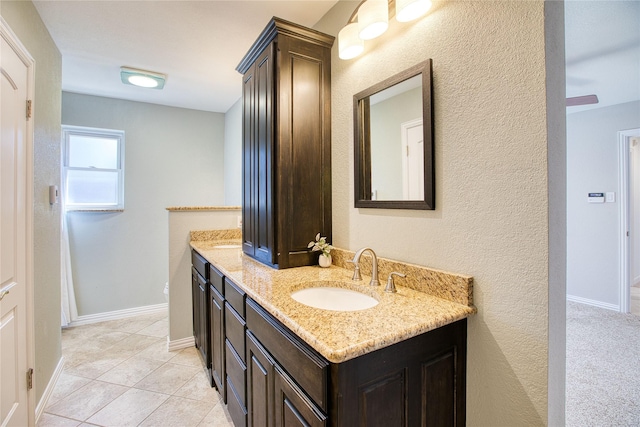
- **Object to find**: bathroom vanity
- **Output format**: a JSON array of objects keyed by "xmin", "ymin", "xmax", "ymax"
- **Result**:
[{"xmin": 190, "ymin": 240, "xmax": 475, "ymax": 426}]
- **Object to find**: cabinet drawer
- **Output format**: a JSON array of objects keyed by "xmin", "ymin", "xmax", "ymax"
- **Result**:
[
  {"xmin": 191, "ymin": 250, "xmax": 209, "ymax": 280},
  {"xmin": 226, "ymin": 376, "xmax": 248, "ymax": 427},
  {"xmin": 225, "ymin": 279, "xmax": 245, "ymax": 318},
  {"xmin": 225, "ymin": 303, "xmax": 246, "ymax": 363},
  {"xmin": 226, "ymin": 339, "xmax": 246, "ymax": 406},
  {"xmin": 246, "ymin": 298, "xmax": 328, "ymax": 411},
  {"xmin": 209, "ymin": 264, "xmax": 224, "ymax": 295}
]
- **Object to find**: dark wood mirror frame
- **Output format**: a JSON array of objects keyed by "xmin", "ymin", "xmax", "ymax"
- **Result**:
[{"xmin": 354, "ymin": 59, "xmax": 434, "ymax": 210}]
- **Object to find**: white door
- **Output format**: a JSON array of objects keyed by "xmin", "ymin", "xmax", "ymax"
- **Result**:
[
  {"xmin": 1, "ymin": 23, "xmax": 32, "ymax": 427},
  {"xmin": 401, "ymin": 119, "xmax": 424, "ymax": 200}
]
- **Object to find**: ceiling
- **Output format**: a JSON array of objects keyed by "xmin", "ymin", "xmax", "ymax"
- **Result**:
[
  {"xmin": 33, "ymin": 0, "xmax": 339, "ymax": 113},
  {"xmin": 564, "ymin": 0, "xmax": 640, "ymax": 113},
  {"xmin": 33, "ymin": 1, "xmax": 640, "ymax": 114}
]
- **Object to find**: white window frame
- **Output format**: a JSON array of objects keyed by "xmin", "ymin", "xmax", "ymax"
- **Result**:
[{"xmin": 62, "ymin": 125, "xmax": 125, "ymax": 211}]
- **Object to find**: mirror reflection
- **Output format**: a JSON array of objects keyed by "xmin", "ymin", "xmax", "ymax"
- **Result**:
[
  {"xmin": 354, "ymin": 60, "xmax": 434, "ymax": 210},
  {"xmin": 369, "ymin": 75, "xmax": 423, "ymax": 201}
]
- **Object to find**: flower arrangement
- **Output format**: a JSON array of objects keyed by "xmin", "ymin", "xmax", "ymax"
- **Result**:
[{"xmin": 307, "ymin": 232, "xmax": 333, "ymax": 257}]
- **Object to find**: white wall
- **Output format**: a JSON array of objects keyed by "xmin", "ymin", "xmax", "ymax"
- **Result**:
[
  {"xmin": 224, "ymin": 98, "xmax": 242, "ymax": 206},
  {"xmin": 62, "ymin": 93, "xmax": 226, "ymax": 316},
  {"xmin": 316, "ymin": 1, "xmax": 566, "ymax": 424},
  {"xmin": 567, "ymin": 100, "xmax": 640, "ymax": 308},
  {"xmin": 1, "ymin": 0, "xmax": 63, "ymax": 404}
]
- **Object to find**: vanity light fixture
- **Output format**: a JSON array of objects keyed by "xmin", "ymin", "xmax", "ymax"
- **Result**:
[
  {"xmin": 358, "ymin": 0, "xmax": 389, "ymax": 40},
  {"xmin": 120, "ymin": 66, "xmax": 166, "ymax": 89},
  {"xmin": 338, "ymin": 0, "xmax": 433, "ymax": 60}
]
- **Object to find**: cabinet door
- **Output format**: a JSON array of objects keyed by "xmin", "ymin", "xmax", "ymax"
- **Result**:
[
  {"xmin": 274, "ymin": 365, "xmax": 326, "ymax": 427},
  {"xmin": 191, "ymin": 268, "xmax": 199, "ymax": 345},
  {"xmin": 243, "ymin": 43, "xmax": 276, "ymax": 266},
  {"xmin": 210, "ymin": 285, "xmax": 225, "ymax": 399},
  {"xmin": 275, "ymin": 35, "xmax": 332, "ymax": 269},
  {"xmin": 246, "ymin": 331, "xmax": 274, "ymax": 427},
  {"xmin": 197, "ymin": 272, "xmax": 210, "ymax": 370}
]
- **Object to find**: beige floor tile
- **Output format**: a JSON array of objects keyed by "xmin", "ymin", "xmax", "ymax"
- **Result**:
[
  {"xmin": 97, "ymin": 355, "xmax": 165, "ymax": 387},
  {"xmin": 135, "ymin": 340, "xmax": 179, "ymax": 363},
  {"xmin": 136, "ymin": 319, "xmax": 168, "ymax": 338},
  {"xmin": 64, "ymin": 352, "xmax": 130, "ymax": 380},
  {"xmin": 96, "ymin": 317, "xmax": 159, "ymax": 334},
  {"xmin": 45, "ymin": 372, "xmax": 92, "ymax": 408},
  {"xmin": 107, "ymin": 334, "xmax": 162, "ymax": 359},
  {"xmin": 86, "ymin": 388, "xmax": 169, "ymax": 427},
  {"xmin": 37, "ymin": 413, "xmax": 82, "ymax": 427},
  {"xmin": 197, "ymin": 401, "xmax": 234, "ymax": 427},
  {"xmin": 134, "ymin": 363, "xmax": 200, "ymax": 395},
  {"xmin": 138, "ymin": 396, "xmax": 213, "ymax": 427},
  {"xmin": 169, "ymin": 347, "xmax": 202, "ymax": 367},
  {"xmin": 46, "ymin": 380, "xmax": 128, "ymax": 421},
  {"xmin": 173, "ymin": 371, "xmax": 220, "ymax": 402}
]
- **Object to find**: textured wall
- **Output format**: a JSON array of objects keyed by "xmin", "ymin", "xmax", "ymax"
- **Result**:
[
  {"xmin": 1, "ymin": 0, "xmax": 63, "ymax": 404},
  {"xmin": 567, "ymin": 101, "xmax": 640, "ymax": 307},
  {"xmin": 316, "ymin": 1, "xmax": 565, "ymax": 424},
  {"xmin": 62, "ymin": 93, "xmax": 225, "ymax": 316}
]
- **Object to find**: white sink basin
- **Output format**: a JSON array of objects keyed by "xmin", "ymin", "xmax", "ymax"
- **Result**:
[{"xmin": 291, "ymin": 286, "xmax": 378, "ymax": 311}]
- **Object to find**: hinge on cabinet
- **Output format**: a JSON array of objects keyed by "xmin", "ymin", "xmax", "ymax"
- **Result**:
[
  {"xmin": 27, "ymin": 368, "xmax": 34, "ymax": 390},
  {"xmin": 26, "ymin": 100, "xmax": 32, "ymax": 119}
]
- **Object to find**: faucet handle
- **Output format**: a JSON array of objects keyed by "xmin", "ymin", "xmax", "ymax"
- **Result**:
[
  {"xmin": 347, "ymin": 260, "xmax": 362, "ymax": 281},
  {"xmin": 385, "ymin": 272, "xmax": 406, "ymax": 293}
]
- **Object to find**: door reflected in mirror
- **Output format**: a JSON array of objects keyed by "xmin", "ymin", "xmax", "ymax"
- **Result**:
[{"xmin": 354, "ymin": 60, "xmax": 434, "ymax": 209}]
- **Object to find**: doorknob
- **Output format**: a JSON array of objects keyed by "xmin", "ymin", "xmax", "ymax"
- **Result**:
[{"xmin": 0, "ymin": 290, "xmax": 9, "ymax": 301}]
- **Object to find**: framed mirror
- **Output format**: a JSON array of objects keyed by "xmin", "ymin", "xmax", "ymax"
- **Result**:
[{"xmin": 354, "ymin": 59, "xmax": 434, "ymax": 210}]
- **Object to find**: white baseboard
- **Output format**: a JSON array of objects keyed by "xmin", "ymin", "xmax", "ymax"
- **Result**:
[
  {"xmin": 167, "ymin": 335, "xmax": 195, "ymax": 352},
  {"xmin": 67, "ymin": 303, "xmax": 168, "ymax": 327},
  {"xmin": 35, "ymin": 356, "xmax": 65, "ymax": 423},
  {"xmin": 567, "ymin": 295, "xmax": 620, "ymax": 312}
]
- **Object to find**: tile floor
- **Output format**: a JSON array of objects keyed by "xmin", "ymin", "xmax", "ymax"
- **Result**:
[{"xmin": 38, "ymin": 311, "xmax": 234, "ymax": 427}]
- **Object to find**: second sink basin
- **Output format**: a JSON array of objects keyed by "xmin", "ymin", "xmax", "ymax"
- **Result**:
[{"xmin": 291, "ymin": 286, "xmax": 379, "ymax": 311}]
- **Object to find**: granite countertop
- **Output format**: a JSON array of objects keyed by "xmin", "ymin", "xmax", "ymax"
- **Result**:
[{"xmin": 190, "ymin": 239, "xmax": 476, "ymax": 364}]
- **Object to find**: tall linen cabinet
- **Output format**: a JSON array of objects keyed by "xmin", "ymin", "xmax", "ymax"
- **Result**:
[{"xmin": 236, "ymin": 18, "xmax": 334, "ymax": 269}]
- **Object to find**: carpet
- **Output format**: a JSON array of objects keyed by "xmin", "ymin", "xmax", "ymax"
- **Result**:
[{"xmin": 566, "ymin": 301, "xmax": 640, "ymax": 426}]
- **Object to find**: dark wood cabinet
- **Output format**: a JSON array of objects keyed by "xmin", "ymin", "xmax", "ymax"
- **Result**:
[
  {"xmin": 209, "ymin": 265, "xmax": 226, "ymax": 398},
  {"xmin": 330, "ymin": 319, "xmax": 467, "ymax": 427},
  {"xmin": 193, "ymin": 250, "xmax": 467, "ymax": 426},
  {"xmin": 246, "ymin": 297, "xmax": 467, "ymax": 427},
  {"xmin": 237, "ymin": 17, "xmax": 334, "ymax": 269},
  {"xmin": 225, "ymin": 279, "xmax": 248, "ymax": 427},
  {"xmin": 191, "ymin": 250, "xmax": 211, "ymax": 384}
]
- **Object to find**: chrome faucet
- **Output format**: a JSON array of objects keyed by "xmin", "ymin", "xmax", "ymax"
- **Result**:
[{"xmin": 351, "ymin": 247, "xmax": 380, "ymax": 286}]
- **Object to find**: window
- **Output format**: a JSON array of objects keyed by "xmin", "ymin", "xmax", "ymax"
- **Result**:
[{"xmin": 62, "ymin": 125, "xmax": 125, "ymax": 211}]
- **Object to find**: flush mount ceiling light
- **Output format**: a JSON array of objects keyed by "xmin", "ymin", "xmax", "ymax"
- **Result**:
[
  {"xmin": 120, "ymin": 67, "xmax": 166, "ymax": 89},
  {"xmin": 338, "ymin": 0, "xmax": 433, "ymax": 60}
]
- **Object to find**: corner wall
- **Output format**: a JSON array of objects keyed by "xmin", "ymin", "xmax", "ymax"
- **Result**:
[
  {"xmin": 316, "ymin": 1, "xmax": 565, "ymax": 424},
  {"xmin": 62, "ymin": 93, "xmax": 226, "ymax": 316},
  {"xmin": 1, "ymin": 0, "xmax": 62, "ymax": 404}
]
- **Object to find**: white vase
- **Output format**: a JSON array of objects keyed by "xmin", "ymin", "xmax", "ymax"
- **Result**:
[{"xmin": 319, "ymin": 254, "xmax": 332, "ymax": 268}]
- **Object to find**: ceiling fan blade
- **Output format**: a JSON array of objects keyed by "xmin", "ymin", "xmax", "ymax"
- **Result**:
[{"xmin": 566, "ymin": 94, "xmax": 599, "ymax": 106}]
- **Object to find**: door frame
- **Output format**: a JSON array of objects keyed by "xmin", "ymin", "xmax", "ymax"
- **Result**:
[
  {"xmin": 1, "ymin": 16, "xmax": 36, "ymax": 425},
  {"xmin": 618, "ymin": 128, "xmax": 640, "ymax": 313}
]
